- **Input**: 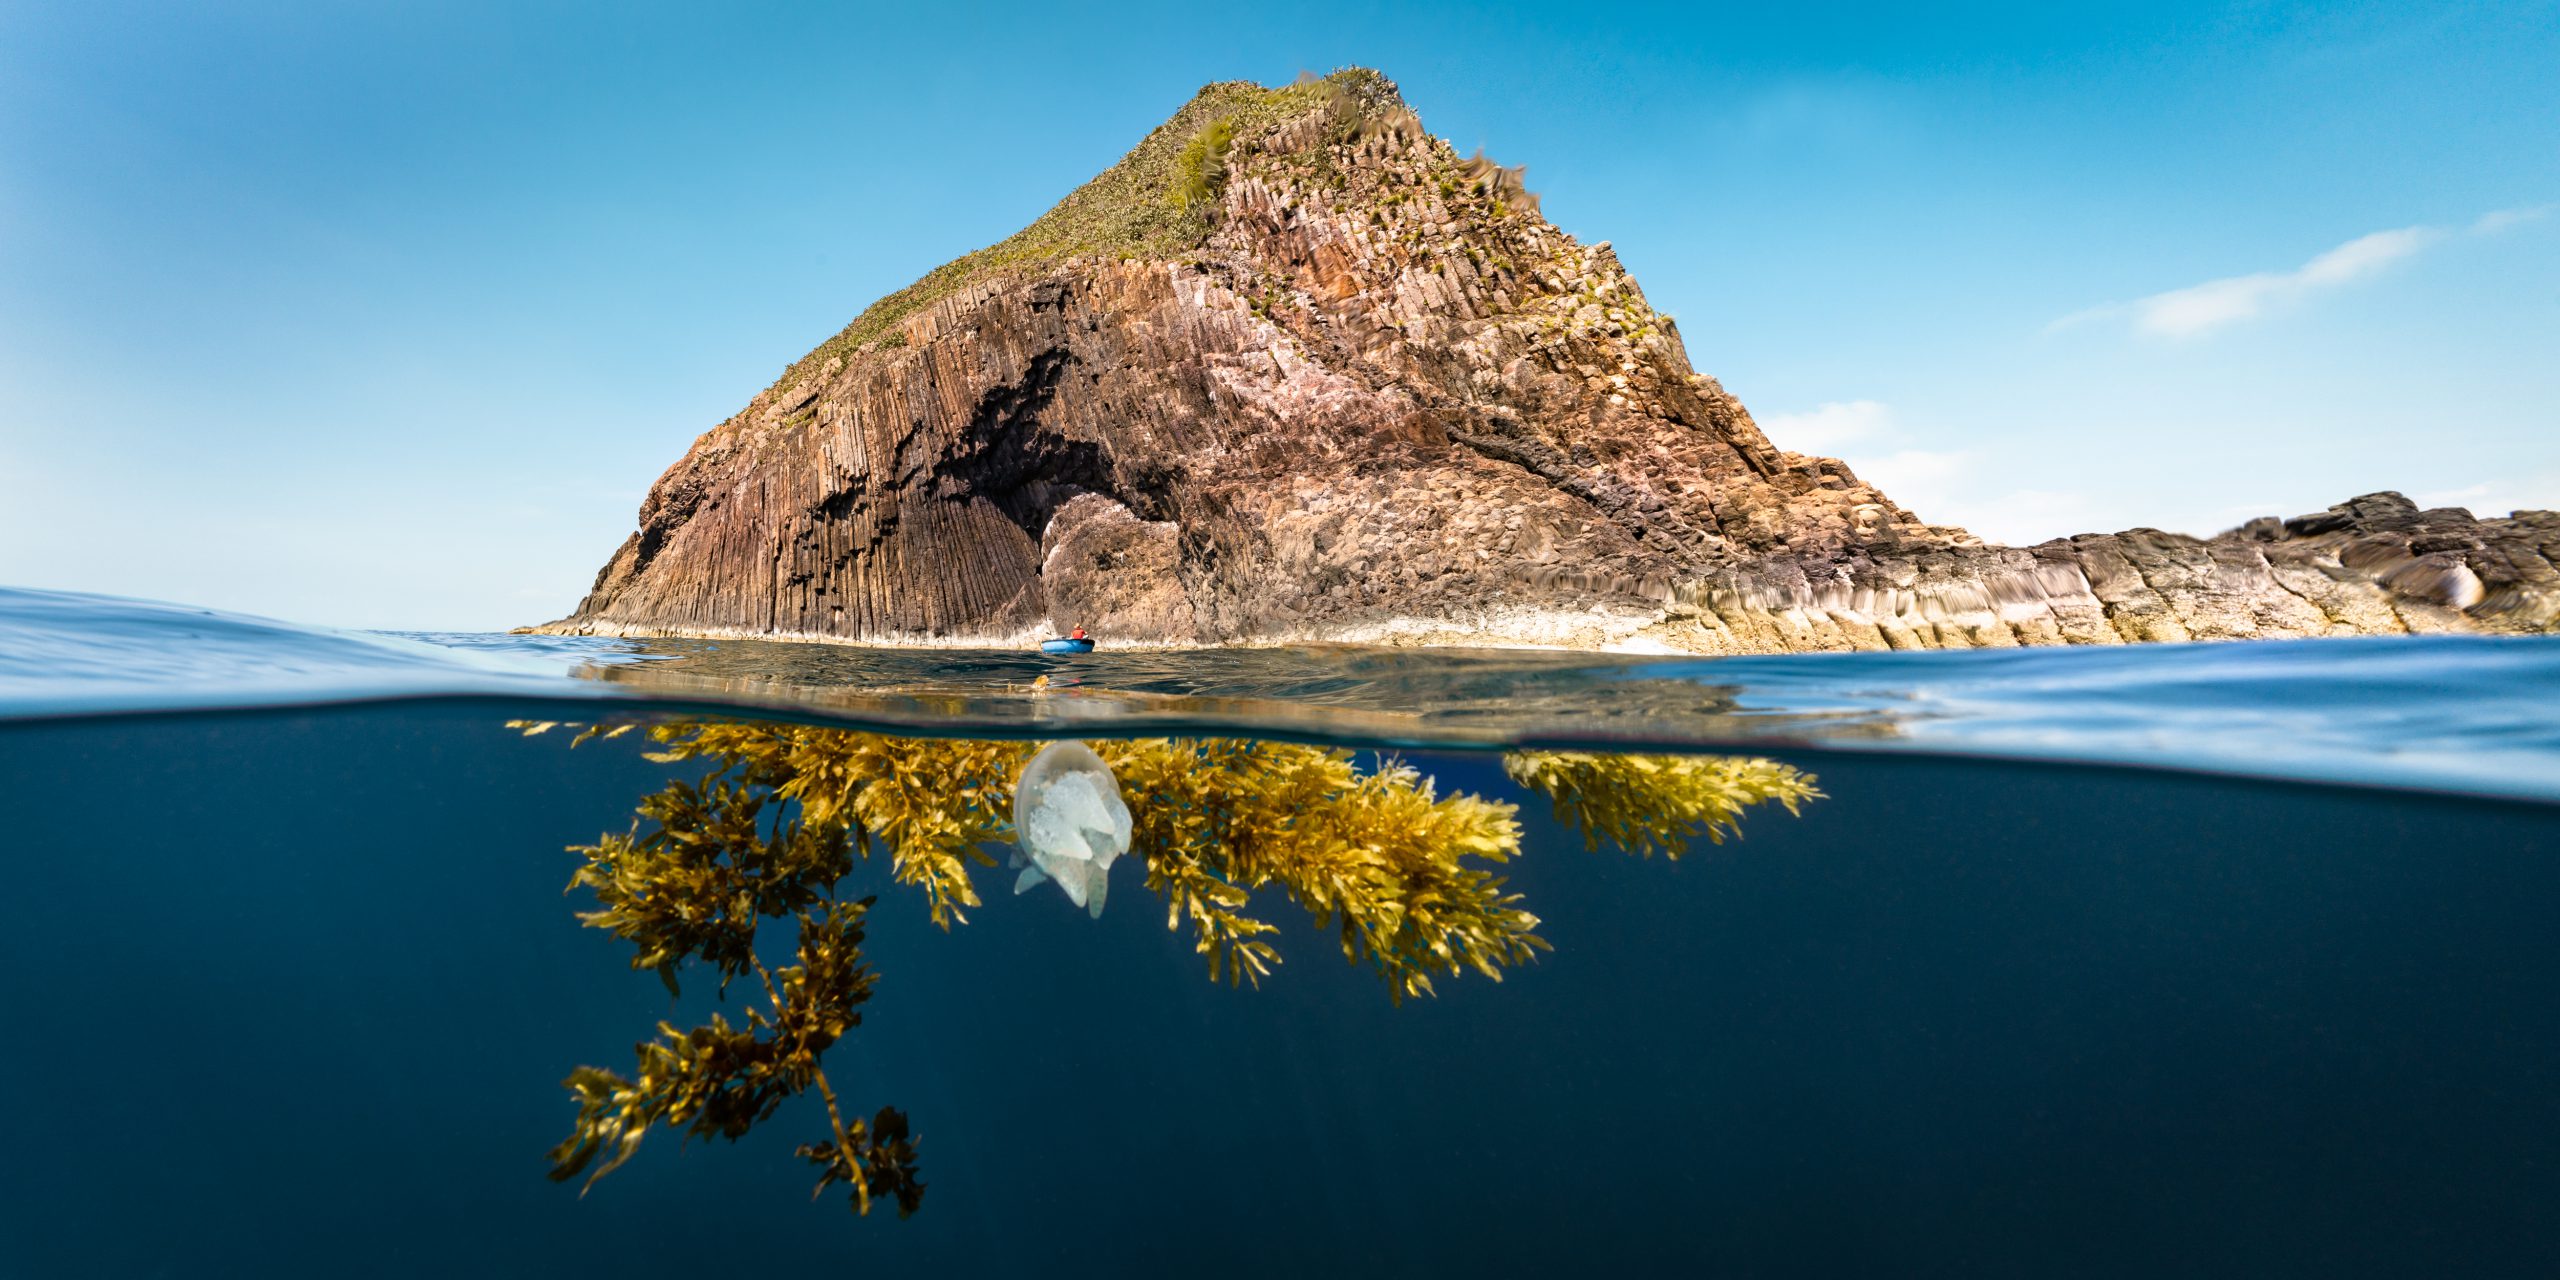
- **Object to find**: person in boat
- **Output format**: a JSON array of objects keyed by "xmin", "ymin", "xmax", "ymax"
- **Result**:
[{"xmin": 1070, "ymin": 627, "xmax": 1088, "ymax": 641}]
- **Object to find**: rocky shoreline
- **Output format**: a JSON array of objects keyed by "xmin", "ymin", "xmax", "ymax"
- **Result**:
[{"xmin": 531, "ymin": 490, "xmax": 2560, "ymax": 653}]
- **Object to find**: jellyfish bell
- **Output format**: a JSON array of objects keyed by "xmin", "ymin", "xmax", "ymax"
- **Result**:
[{"xmin": 1009, "ymin": 740, "xmax": 1133, "ymax": 918}]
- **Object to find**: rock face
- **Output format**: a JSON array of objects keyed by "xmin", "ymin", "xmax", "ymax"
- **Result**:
[{"xmin": 540, "ymin": 72, "xmax": 2560, "ymax": 652}]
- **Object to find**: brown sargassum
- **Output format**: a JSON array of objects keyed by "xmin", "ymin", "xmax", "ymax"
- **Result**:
[{"xmin": 515, "ymin": 718, "xmax": 1819, "ymax": 1216}]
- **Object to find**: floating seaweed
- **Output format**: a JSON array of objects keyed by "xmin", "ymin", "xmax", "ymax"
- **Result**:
[
  {"xmin": 1506, "ymin": 751, "xmax": 1822, "ymax": 860},
  {"xmin": 515, "ymin": 718, "xmax": 1819, "ymax": 1217}
]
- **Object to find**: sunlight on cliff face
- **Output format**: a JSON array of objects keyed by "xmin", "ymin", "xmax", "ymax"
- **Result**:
[{"xmin": 511, "ymin": 717, "xmax": 1821, "ymax": 1218}]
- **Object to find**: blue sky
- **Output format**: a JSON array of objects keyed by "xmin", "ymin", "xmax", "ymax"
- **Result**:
[{"xmin": 3, "ymin": 1, "xmax": 2554, "ymax": 630}]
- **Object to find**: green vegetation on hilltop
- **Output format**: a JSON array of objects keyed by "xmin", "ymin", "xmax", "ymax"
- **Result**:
[
  {"xmin": 795, "ymin": 68, "xmax": 1398, "ymax": 370},
  {"xmin": 1166, "ymin": 116, "xmax": 1237, "ymax": 211}
]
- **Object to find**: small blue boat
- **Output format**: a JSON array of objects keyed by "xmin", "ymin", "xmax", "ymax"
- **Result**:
[{"xmin": 1040, "ymin": 637, "xmax": 1095, "ymax": 655}]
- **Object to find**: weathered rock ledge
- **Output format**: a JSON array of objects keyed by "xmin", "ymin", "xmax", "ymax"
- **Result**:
[{"xmin": 534, "ymin": 72, "xmax": 2560, "ymax": 654}]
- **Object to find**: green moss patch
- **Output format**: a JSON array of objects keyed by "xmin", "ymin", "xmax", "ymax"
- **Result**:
[{"xmin": 785, "ymin": 69, "xmax": 1401, "ymax": 382}]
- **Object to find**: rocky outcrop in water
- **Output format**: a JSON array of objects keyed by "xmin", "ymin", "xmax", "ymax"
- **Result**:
[
  {"xmin": 537, "ymin": 72, "xmax": 2560, "ymax": 652},
  {"xmin": 1683, "ymin": 492, "xmax": 2560, "ymax": 653}
]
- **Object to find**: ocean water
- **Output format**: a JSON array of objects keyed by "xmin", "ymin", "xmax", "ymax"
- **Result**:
[{"xmin": 3, "ymin": 585, "xmax": 2558, "ymax": 1277}]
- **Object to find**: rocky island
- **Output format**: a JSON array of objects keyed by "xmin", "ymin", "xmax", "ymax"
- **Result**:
[{"xmin": 535, "ymin": 71, "xmax": 2560, "ymax": 653}]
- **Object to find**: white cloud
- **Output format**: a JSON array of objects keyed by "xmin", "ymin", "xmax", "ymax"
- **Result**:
[
  {"xmin": 2055, "ymin": 205, "xmax": 2547, "ymax": 339},
  {"xmin": 2414, "ymin": 476, "xmax": 2560, "ymax": 519},
  {"xmin": 1855, "ymin": 446, "xmax": 1966, "ymax": 490},
  {"xmin": 1853, "ymin": 449, "xmax": 2097, "ymax": 545},
  {"xmin": 2292, "ymin": 226, "xmax": 2443, "ymax": 288},
  {"xmin": 2471, "ymin": 204, "xmax": 2553, "ymax": 235},
  {"xmin": 1758, "ymin": 399, "xmax": 1893, "ymax": 453},
  {"xmin": 1759, "ymin": 403, "xmax": 2100, "ymax": 545},
  {"xmin": 1921, "ymin": 487, "xmax": 2099, "ymax": 547}
]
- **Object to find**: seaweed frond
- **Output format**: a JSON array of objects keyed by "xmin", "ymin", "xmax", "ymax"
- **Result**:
[
  {"xmin": 1503, "ymin": 751, "xmax": 1821, "ymax": 859},
  {"xmin": 568, "ymin": 771, "xmax": 853, "ymax": 994},
  {"xmin": 536, "ymin": 720, "xmax": 1823, "ymax": 1218},
  {"xmin": 644, "ymin": 721, "xmax": 1027, "ymax": 929},
  {"xmin": 547, "ymin": 898, "xmax": 921, "ymax": 1217},
  {"xmin": 1101, "ymin": 739, "xmax": 1541, "ymax": 1000}
]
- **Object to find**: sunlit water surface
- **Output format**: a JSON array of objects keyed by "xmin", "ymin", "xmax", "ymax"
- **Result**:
[{"xmin": 3, "ymin": 586, "xmax": 2557, "ymax": 1276}]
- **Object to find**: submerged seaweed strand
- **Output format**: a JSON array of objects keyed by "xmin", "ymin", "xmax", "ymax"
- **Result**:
[
  {"xmin": 539, "ymin": 758, "xmax": 923, "ymax": 1217},
  {"xmin": 516, "ymin": 718, "xmax": 1818, "ymax": 1216},
  {"xmin": 1506, "ymin": 751, "xmax": 1822, "ymax": 859}
]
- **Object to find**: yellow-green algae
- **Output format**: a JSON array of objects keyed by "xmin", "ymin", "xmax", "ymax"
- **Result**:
[{"xmin": 518, "ymin": 718, "xmax": 1819, "ymax": 1217}]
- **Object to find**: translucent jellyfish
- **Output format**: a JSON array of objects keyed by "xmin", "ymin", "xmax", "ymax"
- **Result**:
[{"xmin": 1009, "ymin": 740, "xmax": 1133, "ymax": 918}]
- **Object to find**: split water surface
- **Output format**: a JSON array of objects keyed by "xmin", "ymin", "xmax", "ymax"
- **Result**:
[{"xmin": 2, "ymin": 587, "xmax": 2556, "ymax": 1276}]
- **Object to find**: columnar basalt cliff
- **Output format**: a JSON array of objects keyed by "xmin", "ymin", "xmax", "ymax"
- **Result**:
[{"xmin": 540, "ymin": 72, "xmax": 2560, "ymax": 652}]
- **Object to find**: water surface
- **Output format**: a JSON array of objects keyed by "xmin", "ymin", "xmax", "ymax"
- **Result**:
[
  {"xmin": 3, "ymin": 586, "xmax": 2557, "ymax": 1277},
  {"xmin": 10, "ymin": 585, "xmax": 2560, "ymax": 799}
]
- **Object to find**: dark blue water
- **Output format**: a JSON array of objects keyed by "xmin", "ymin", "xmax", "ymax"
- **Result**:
[
  {"xmin": 3, "ymin": 705, "xmax": 2556, "ymax": 1276},
  {"xmin": 5, "ymin": 586, "xmax": 2559, "ymax": 1276}
]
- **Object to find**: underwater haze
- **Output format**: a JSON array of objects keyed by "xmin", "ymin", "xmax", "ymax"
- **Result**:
[{"xmin": 3, "ymin": 587, "xmax": 2559, "ymax": 1277}]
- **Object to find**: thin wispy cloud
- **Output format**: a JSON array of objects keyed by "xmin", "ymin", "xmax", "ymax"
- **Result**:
[
  {"xmin": 2471, "ymin": 204, "xmax": 2554, "ymax": 234},
  {"xmin": 2416, "ymin": 474, "xmax": 2560, "ymax": 520},
  {"xmin": 1757, "ymin": 399, "xmax": 1892, "ymax": 453},
  {"xmin": 2055, "ymin": 205, "xmax": 2549, "ymax": 339},
  {"xmin": 1756, "ymin": 400, "xmax": 2101, "ymax": 545}
]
